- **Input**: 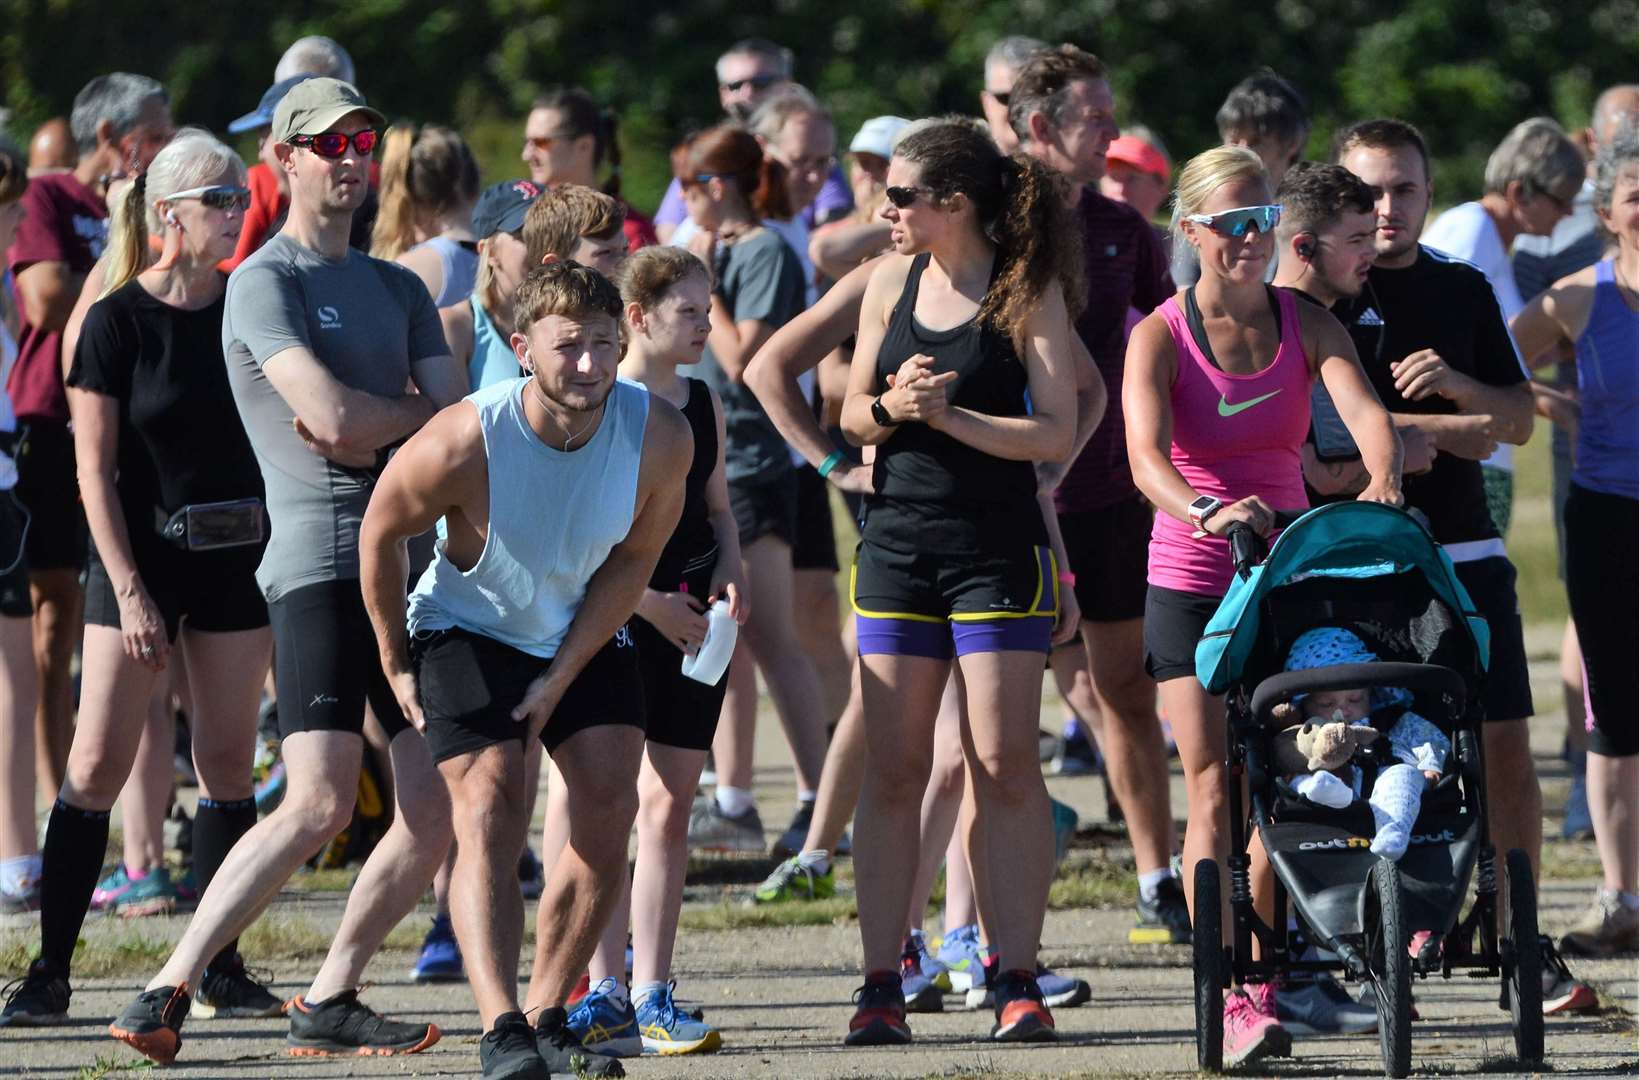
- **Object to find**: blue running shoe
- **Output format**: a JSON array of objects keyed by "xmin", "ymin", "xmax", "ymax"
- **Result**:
[
  {"xmin": 636, "ymin": 982, "xmax": 720, "ymax": 1055},
  {"xmin": 900, "ymin": 933, "xmax": 943, "ymax": 1013},
  {"xmin": 412, "ymin": 915, "xmax": 464, "ymax": 983},
  {"xmin": 905, "ymin": 928, "xmax": 949, "ymax": 992},
  {"xmin": 1035, "ymin": 966, "xmax": 1091, "ymax": 1009},
  {"xmin": 566, "ymin": 979, "xmax": 641, "ymax": 1058},
  {"xmin": 936, "ymin": 924, "xmax": 985, "ymax": 994}
]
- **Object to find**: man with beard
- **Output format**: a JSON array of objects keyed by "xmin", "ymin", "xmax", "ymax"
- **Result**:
[
  {"xmin": 359, "ymin": 262, "xmax": 691, "ymax": 1078},
  {"xmin": 108, "ymin": 79, "xmax": 466, "ymax": 1065}
]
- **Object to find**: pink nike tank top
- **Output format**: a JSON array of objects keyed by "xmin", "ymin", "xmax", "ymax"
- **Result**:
[{"xmin": 1148, "ymin": 287, "xmax": 1313, "ymax": 596}]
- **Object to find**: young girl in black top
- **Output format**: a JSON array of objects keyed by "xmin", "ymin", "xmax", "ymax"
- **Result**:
[
  {"xmin": 2, "ymin": 130, "xmax": 277, "ymax": 1026},
  {"xmin": 580, "ymin": 245, "xmax": 744, "ymax": 1054}
]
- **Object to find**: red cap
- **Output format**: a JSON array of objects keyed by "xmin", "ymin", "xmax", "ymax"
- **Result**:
[{"xmin": 1106, "ymin": 135, "xmax": 1169, "ymax": 183}]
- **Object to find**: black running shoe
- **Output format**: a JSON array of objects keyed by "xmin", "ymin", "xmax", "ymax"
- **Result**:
[
  {"xmin": 1130, "ymin": 876, "xmax": 1193, "ymax": 944},
  {"xmin": 0, "ymin": 960, "xmax": 70, "ymax": 1027},
  {"xmin": 109, "ymin": 984, "xmax": 191, "ymax": 1065},
  {"xmin": 480, "ymin": 1012, "xmax": 549, "ymax": 1079},
  {"xmin": 193, "ymin": 955, "xmax": 283, "ymax": 1018},
  {"xmin": 991, "ymin": 968, "xmax": 1056, "ymax": 1042},
  {"xmin": 535, "ymin": 1007, "xmax": 626, "ymax": 1077},
  {"xmin": 845, "ymin": 971, "xmax": 912, "ymax": 1046},
  {"xmin": 285, "ymin": 988, "xmax": 440, "ymax": 1056}
]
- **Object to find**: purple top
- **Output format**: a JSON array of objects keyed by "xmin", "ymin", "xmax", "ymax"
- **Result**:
[
  {"xmin": 1573, "ymin": 259, "xmax": 1639, "ymax": 500},
  {"xmin": 654, "ymin": 164, "xmax": 854, "ymax": 230}
]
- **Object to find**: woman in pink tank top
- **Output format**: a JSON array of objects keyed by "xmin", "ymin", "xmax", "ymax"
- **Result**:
[{"xmin": 1123, "ymin": 146, "xmax": 1402, "ymax": 1063}]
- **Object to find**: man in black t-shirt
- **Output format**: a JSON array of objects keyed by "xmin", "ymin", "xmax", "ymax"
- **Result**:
[{"xmin": 1321, "ymin": 119, "xmax": 1595, "ymax": 1016}]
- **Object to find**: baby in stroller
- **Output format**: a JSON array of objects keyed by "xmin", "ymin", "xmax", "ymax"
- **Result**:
[{"xmin": 1277, "ymin": 627, "xmax": 1450, "ymax": 860}]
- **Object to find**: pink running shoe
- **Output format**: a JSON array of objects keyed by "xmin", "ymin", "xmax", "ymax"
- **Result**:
[{"xmin": 1223, "ymin": 987, "xmax": 1292, "ymax": 1068}]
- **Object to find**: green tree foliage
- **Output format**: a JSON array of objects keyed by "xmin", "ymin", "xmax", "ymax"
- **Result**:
[{"xmin": 2, "ymin": 0, "xmax": 1635, "ymax": 208}]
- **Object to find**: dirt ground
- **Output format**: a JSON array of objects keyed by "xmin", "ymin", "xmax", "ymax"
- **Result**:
[{"xmin": 4, "ymin": 647, "xmax": 1637, "ymax": 1078}]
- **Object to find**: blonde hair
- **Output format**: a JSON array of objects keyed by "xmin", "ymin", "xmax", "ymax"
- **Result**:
[
  {"xmin": 1169, "ymin": 144, "xmax": 1267, "ymax": 249},
  {"xmin": 103, "ymin": 127, "xmax": 244, "ymax": 298},
  {"xmin": 370, "ymin": 124, "xmax": 480, "ymax": 261}
]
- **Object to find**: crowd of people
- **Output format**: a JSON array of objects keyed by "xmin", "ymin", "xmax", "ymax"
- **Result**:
[{"xmin": 0, "ymin": 27, "xmax": 1632, "ymax": 1079}]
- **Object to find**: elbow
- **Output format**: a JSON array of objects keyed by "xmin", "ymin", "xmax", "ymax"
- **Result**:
[
  {"xmin": 741, "ymin": 354, "xmax": 769, "ymax": 396},
  {"xmin": 304, "ymin": 407, "xmax": 351, "ymax": 450},
  {"xmin": 1042, "ymin": 420, "xmax": 1076, "ymax": 464}
]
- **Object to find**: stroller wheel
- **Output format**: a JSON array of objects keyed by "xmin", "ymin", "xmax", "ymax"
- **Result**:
[
  {"xmin": 1505, "ymin": 849, "xmax": 1545, "ymax": 1064},
  {"xmin": 1369, "ymin": 858, "xmax": 1412, "ymax": 1079},
  {"xmin": 1192, "ymin": 859, "xmax": 1224, "ymax": 1071}
]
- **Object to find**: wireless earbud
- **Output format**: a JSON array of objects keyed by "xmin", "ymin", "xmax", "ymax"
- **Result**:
[
  {"xmin": 1295, "ymin": 235, "xmax": 1315, "ymax": 260},
  {"xmin": 165, "ymin": 210, "xmax": 179, "ymax": 227}
]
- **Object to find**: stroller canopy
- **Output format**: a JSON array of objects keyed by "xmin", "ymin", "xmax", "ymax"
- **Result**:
[{"xmin": 1195, "ymin": 503, "xmax": 1490, "ymax": 696}]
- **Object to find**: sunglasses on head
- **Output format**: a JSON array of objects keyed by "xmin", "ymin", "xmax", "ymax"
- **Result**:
[
  {"xmin": 166, "ymin": 185, "xmax": 251, "ymax": 211},
  {"xmin": 884, "ymin": 185, "xmax": 935, "ymax": 209},
  {"xmin": 1185, "ymin": 203, "xmax": 1282, "ymax": 237},
  {"xmin": 287, "ymin": 129, "xmax": 379, "ymax": 159},
  {"xmin": 721, "ymin": 73, "xmax": 781, "ymax": 93}
]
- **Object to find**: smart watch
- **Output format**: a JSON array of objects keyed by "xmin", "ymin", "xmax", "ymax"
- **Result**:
[
  {"xmin": 871, "ymin": 395, "xmax": 900, "ymax": 427},
  {"xmin": 1188, "ymin": 495, "xmax": 1224, "ymax": 536}
]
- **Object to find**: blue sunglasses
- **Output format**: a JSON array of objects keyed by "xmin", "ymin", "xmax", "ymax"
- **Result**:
[{"xmin": 1185, "ymin": 203, "xmax": 1282, "ymax": 237}]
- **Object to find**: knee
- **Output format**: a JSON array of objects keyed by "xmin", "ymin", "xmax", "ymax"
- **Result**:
[
  {"xmin": 400, "ymin": 784, "xmax": 453, "ymax": 842},
  {"xmin": 277, "ymin": 789, "xmax": 356, "ymax": 845},
  {"xmin": 966, "ymin": 743, "xmax": 1042, "ymax": 803},
  {"xmin": 637, "ymin": 783, "xmax": 691, "ymax": 843},
  {"xmin": 61, "ymin": 752, "xmax": 124, "ymax": 808},
  {"xmin": 866, "ymin": 749, "xmax": 933, "ymax": 806},
  {"xmin": 192, "ymin": 746, "xmax": 254, "ymax": 798}
]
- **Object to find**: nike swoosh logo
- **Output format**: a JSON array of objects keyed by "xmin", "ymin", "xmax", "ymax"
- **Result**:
[{"xmin": 1218, "ymin": 389, "xmax": 1283, "ymax": 417}]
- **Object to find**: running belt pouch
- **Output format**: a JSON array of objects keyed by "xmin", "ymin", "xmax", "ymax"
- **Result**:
[{"xmin": 156, "ymin": 498, "xmax": 266, "ymax": 551}]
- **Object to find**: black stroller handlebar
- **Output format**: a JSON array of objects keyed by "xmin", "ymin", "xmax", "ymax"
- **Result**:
[
  {"xmin": 1222, "ymin": 510, "xmax": 1304, "ymax": 580},
  {"xmin": 1249, "ymin": 661, "xmax": 1468, "ymax": 729}
]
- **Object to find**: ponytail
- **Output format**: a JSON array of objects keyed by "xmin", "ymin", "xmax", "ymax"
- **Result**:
[
  {"xmin": 370, "ymin": 125, "xmax": 419, "ymax": 260},
  {"xmin": 894, "ymin": 118, "xmax": 1083, "ymax": 344},
  {"xmin": 981, "ymin": 153, "xmax": 1084, "ymax": 339},
  {"xmin": 749, "ymin": 156, "xmax": 792, "ymax": 220},
  {"xmin": 676, "ymin": 123, "xmax": 792, "ymax": 221},
  {"xmin": 101, "ymin": 173, "xmax": 151, "ymax": 297}
]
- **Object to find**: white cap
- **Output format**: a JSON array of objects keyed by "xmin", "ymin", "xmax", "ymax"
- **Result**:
[{"xmin": 849, "ymin": 116, "xmax": 911, "ymax": 159}]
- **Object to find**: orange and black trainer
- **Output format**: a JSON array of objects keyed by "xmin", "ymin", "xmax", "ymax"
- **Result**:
[
  {"xmin": 991, "ymin": 968, "xmax": 1056, "ymax": 1042},
  {"xmin": 845, "ymin": 970, "xmax": 912, "ymax": 1046},
  {"xmin": 285, "ymin": 988, "xmax": 440, "ymax": 1056},
  {"xmin": 109, "ymin": 983, "xmax": 191, "ymax": 1065}
]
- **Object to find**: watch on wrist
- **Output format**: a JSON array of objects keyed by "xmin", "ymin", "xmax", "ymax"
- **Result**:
[
  {"xmin": 871, "ymin": 395, "xmax": 900, "ymax": 427},
  {"xmin": 1188, "ymin": 495, "xmax": 1224, "ymax": 536}
]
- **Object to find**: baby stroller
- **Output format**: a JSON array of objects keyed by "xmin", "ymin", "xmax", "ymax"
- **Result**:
[{"xmin": 1190, "ymin": 502, "xmax": 1543, "ymax": 1077}]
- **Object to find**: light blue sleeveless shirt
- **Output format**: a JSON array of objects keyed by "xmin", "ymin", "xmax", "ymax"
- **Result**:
[
  {"xmin": 407, "ymin": 376, "xmax": 650, "ymax": 658},
  {"xmin": 1573, "ymin": 259, "xmax": 1639, "ymax": 500},
  {"xmin": 469, "ymin": 297, "xmax": 521, "ymax": 391}
]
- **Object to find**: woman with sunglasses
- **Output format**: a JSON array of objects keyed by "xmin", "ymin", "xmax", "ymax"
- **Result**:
[
  {"xmin": 838, "ymin": 117, "xmax": 1081, "ymax": 1046},
  {"xmin": 522, "ymin": 87, "xmax": 658, "ymax": 253},
  {"xmin": 1123, "ymin": 144, "xmax": 1400, "ymax": 1067},
  {"xmin": 0, "ymin": 130, "xmax": 278, "ymax": 1027}
]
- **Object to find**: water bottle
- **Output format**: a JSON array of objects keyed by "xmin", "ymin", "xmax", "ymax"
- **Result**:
[{"xmin": 680, "ymin": 598, "xmax": 736, "ymax": 685}]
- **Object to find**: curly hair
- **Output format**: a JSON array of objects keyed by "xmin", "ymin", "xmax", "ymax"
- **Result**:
[{"xmin": 892, "ymin": 117, "xmax": 1084, "ymax": 342}]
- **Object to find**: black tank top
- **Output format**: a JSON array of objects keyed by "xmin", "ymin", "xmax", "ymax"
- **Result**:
[
  {"xmin": 862, "ymin": 253, "xmax": 1045, "ymax": 555},
  {"xmin": 650, "ymin": 378, "xmax": 720, "ymax": 588}
]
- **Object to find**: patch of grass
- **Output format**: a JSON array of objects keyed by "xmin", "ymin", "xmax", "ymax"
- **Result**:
[
  {"xmin": 238, "ymin": 910, "xmax": 423, "ymax": 961},
  {"xmin": 680, "ymin": 896, "xmax": 858, "ymax": 931},
  {"xmin": 75, "ymin": 1056, "xmax": 155, "ymax": 1080},
  {"xmin": 284, "ymin": 867, "xmax": 360, "ymax": 893},
  {"xmin": 1048, "ymin": 850, "xmax": 1137, "ymax": 910},
  {"xmin": 0, "ymin": 926, "xmax": 176, "ymax": 980},
  {"xmin": 1540, "ymin": 840, "xmax": 1604, "ymax": 881},
  {"xmin": 1510, "ymin": 428, "xmax": 1569, "ymax": 629}
]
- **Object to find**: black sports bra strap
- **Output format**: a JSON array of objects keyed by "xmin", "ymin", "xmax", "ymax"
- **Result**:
[{"xmin": 1183, "ymin": 285, "xmax": 1287, "ymax": 374}]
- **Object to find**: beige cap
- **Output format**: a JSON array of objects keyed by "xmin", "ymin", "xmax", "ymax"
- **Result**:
[{"xmin": 270, "ymin": 77, "xmax": 384, "ymax": 144}]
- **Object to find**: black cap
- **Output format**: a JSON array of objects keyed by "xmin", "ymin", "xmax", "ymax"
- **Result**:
[{"xmin": 473, "ymin": 179, "xmax": 544, "ymax": 238}]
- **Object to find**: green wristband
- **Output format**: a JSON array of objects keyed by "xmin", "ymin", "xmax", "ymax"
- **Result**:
[{"xmin": 817, "ymin": 450, "xmax": 846, "ymax": 479}]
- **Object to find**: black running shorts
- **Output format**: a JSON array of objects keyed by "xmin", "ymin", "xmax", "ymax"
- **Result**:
[
  {"xmin": 13, "ymin": 422, "xmax": 86, "ymax": 572},
  {"xmin": 84, "ymin": 542, "xmax": 267, "ymax": 641},
  {"xmin": 1057, "ymin": 495, "xmax": 1152, "ymax": 624},
  {"xmin": 632, "ymin": 565, "xmax": 730, "ymax": 752},
  {"xmin": 413, "ymin": 624, "xmax": 644, "ymax": 762},
  {"xmin": 268, "ymin": 580, "xmax": 410, "ymax": 741},
  {"xmin": 791, "ymin": 464, "xmax": 839, "ymax": 572},
  {"xmin": 1452, "ymin": 555, "xmax": 1534, "ymax": 725},
  {"xmin": 729, "ymin": 474, "xmax": 797, "ymax": 549},
  {"xmin": 1563, "ymin": 483, "xmax": 1639, "ymax": 757},
  {"xmin": 1142, "ymin": 584, "xmax": 1223, "ymax": 683}
]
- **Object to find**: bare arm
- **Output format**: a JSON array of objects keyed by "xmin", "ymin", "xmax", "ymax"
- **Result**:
[
  {"xmin": 60, "ymin": 256, "xmax": 108, "ymax": 383},
  {"xmin": 262, "ymin": 345, "xmax": 440, "ymax": 453},
  {"xmin": 1036, "ymin": 331, "xmax": 1108, "ymax": 492},
  {"xmin": 1123, "ymin": 313, "xmax": 1195, "ymax": 524},
  {"xmin": 706, "ymin": 304, "xmax": 778, "ymax": 384},
  {"xmin": 396, "ymin": 245, "xmax": 447, "ymax": 308},
  {"xmin": 1389, "ymin": 346, "xmax": 1534, "ymax": 447},
  {"xmin": 438, "ymin": 301, "xmax": 476, "ymax": 383},
  {"xmin": 745, "ymin": 256, "xmax": 879, "ymax": 489},
  {"xmin": 15, "ymin": 261, "xmax": 82, "ymax": 336},
  {"xmin": 928, "ymin": 283, "xmax": 1077, "ymax": 463},
  {"xmin": 513, "ymin": 403, "xmax": 692, "ymax": 737},
  {"xmin": 841, "ymin": 256, "xmax": 913, "ymax": 446},
  {"xmin": 1311, "ymin": 313, "xmax": 1402, "ymax": 505},
  {"xmin": 702, "ymin": 388, "xmax": 746, "ymax": 618},
  {"xmin": 359, "ymin": 402, "xmax": 486, "ymax": 729},
  {"xmin": 809, "ymin": 219, "xmax": 892, "ymax": 281},
  {"xmin": 1035, "ymin": 489, "xmax": 1081, "ymax": 646}
]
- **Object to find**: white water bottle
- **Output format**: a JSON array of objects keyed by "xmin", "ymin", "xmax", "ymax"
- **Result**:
[{"xmin": 680, "ymin": 598, "xmax": 737, "ymax": 685}]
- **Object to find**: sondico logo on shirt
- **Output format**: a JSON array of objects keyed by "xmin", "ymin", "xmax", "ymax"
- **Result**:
[
  {"xmin": 317, "ymin": 305, "xmax": 343, "ymax": 330},
  {"xmin": 1217, "ymin": 388, "xmax": 1283, "ymax": 418}
]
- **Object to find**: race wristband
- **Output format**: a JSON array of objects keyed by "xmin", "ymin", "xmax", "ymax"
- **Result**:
[
  {"xmin": 1058, "ymin": 571, "xmax": 1077, "ymax": 587},
  {"xmin": 817, "ymin": 450, "xmax": 846, "ymax": 479}
]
